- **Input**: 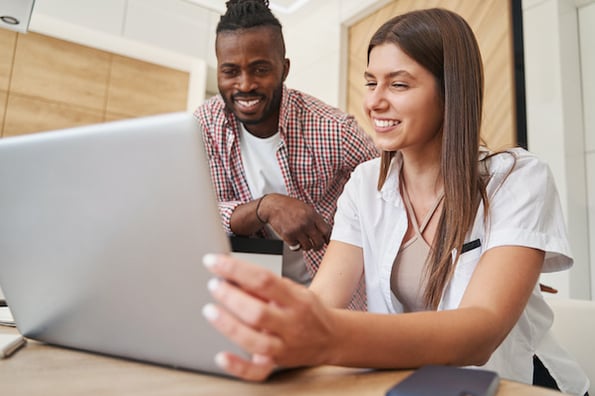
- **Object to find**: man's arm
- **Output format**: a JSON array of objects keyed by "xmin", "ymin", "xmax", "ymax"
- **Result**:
[
  {"xmin": 195, "ymin": 103, "xmax": 246, "ymax": 235},
  {"xmin": 231, "ymin": 194, "xmax": 331, "ymax": 251},
  {"xmin": 228, "ymin": 197, "xmax": 268, "ymax": 236}
]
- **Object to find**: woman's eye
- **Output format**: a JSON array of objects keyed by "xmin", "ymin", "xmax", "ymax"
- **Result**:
[{"xmin": 392, "ymin": 82, "xmax": 408, "ymax": 89}]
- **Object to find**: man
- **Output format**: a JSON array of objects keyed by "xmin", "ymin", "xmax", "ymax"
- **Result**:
[{"xmin": 194, "ymin": 0, "xmax": 378, "ymax": 293}]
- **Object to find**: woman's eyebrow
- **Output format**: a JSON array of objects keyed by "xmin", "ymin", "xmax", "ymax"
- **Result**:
[{"xmin": 364, "ymin": 70, "xmax": 413, "ymax": 79}]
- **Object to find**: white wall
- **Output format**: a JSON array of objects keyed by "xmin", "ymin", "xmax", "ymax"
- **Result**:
[
  {"xmin": 279, "ymin": 1, "xmax": 343, "ymax": 107},
  {"xmin": 523, "ymin": 0, "xmax": 592, "ymax": 299},
  {"xmin": 279, "ymin": 0, "xmax": 390, "ymax": 107},
  {"xmin": 579, "ymin": 2, "xmax": 595, "ymax": 298}
]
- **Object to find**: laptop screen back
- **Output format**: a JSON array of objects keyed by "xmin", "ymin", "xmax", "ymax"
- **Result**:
[{"xmin": 0, "ymin": 112, "xmax": 249, "ymax": 375}]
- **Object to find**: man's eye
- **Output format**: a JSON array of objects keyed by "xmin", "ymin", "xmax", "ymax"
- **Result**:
[
  {"xmin": 221, "ymin": 69, "xmax": 238, "ymax": 76},
  {"xmin": 364, "ymin": 81, "xmax": 377, "ymax": 89}
]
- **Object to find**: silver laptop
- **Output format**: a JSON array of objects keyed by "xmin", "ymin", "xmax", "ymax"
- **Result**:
[{"xmin": 0, "ymin": 112, "xmax": 280, "ymax": 376}]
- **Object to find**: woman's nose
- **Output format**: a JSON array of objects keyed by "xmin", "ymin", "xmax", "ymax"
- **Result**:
[{"xmin": 364, "ymin": 86, "xmax": 388, "ymax": 112}]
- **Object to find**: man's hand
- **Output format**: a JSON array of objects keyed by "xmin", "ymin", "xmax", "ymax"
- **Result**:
[
  {"xmin": 257, "ymin": 194, "xmax": 331, "ymax": 251},
  {"xmin": 230, "ymin": 194, "xmax": 331, "ymax": 251}
]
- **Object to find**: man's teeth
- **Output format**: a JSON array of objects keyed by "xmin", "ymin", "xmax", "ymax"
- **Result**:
[
  {"xmin": 237, "ymin": 99, "xmax": 260, "ymax": 107},
  {"xmin": 374, "ymin": 119, "xmax": 398, "ymax": 128}
]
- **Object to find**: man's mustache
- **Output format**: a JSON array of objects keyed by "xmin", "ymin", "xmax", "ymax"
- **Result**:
[{"xmin": 232, "ymin": 92, "xmax": 264, "ymax": 100}]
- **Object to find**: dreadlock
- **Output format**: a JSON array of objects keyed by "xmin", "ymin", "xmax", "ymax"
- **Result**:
[
  {"xmin": 216, "ymin": 0, "xmax": 285, "ymax": 56},
  {"xmin": 217, "ymin": 0, "xmax": 282, "ymax": 31}
]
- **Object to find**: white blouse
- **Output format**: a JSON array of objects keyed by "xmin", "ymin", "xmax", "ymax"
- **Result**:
[{"xmin": 331, "ymin": 148, "xmax": 589, "ymax": 395}]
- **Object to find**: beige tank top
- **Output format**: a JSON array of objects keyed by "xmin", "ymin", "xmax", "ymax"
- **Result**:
[{"xmin": 390, "ymin": 184, "xmax": 444, "ymax": 312}]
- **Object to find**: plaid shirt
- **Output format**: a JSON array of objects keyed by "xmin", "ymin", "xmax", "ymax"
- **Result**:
[{"xmin": 194, "ymin": 86, "xmax": 378, "ymax": 309}]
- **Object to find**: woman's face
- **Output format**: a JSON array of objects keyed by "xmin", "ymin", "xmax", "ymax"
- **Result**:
[{"xmin": 363, "ymin": 43, "xmax": 443, "ymax": 154}]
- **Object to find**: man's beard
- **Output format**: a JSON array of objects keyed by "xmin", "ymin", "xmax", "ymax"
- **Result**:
[{"xmin": 225, "ymin": 83, "xmax": 283, "ymax": 125}]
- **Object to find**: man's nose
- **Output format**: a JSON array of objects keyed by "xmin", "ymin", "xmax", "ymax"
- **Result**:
[{"xmin": 237, "ymin": 71, "xmax": 256, "ymax": 92}]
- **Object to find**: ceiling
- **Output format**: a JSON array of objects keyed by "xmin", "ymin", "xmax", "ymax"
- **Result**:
[
  {"xmin": 184, "ymin": 0, "xmax": 312, "ymax": 15},
  {"xmin": 0, "ymin": 0, "xmax": 316, "ymax": 34}
]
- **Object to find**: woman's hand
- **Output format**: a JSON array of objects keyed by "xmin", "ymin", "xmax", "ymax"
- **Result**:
[{"xmin": 201, "ymin": 253, "xmax": 336, "ymax": 381}]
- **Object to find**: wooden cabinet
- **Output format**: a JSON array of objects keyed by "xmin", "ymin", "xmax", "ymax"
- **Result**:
[
  {"xmin": 0, "ymin": 31, "xmax": 189, "ymax": 137},
  {"xmin": 106, "ymin": 55, "xmax": 189, "ymax": 120}
]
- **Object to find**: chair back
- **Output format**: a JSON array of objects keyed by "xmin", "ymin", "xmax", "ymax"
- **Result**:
[{"xmin": 546, "ymin": 297, "xmax": 595, "ymax": 394}]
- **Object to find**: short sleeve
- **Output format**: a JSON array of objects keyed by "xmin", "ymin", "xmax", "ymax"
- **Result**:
[
  {"xmin": 484, "ymin": 150, "xmax": 573, "ymax": 272},
  {"xmin": 330, "ymin": 165, "xmax": 364, "ymax": 248}
]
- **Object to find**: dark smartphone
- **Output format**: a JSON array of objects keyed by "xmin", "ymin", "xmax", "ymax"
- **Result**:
[{"xmin": 386, "ymin": 365, "xmax": 499, "ymax": 396}]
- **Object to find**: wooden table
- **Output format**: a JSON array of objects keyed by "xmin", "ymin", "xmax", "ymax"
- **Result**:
[{"xmin": 0, "ymin": 327, "xmax": 565, "ymax": 396}]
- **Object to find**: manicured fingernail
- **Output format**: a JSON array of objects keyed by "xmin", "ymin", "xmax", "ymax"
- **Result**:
[
  {"xmin": 202, "ymin": 303, "xmax": 219, "ymax": 321},
  {"xmin": 215, "ymin": 352, "xmax": 229, "ymax": 369},
  {"xmin": 207, "ymin": 277, "xmax": 220, "ymax": 292},
  {"xmin": 203, "ymin": 254, "xmax": 218, "ymax": 268}
]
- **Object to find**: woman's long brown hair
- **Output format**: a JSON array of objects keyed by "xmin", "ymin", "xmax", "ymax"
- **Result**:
[{"xmin": 369, "ymin": 9, "xmax": 490, "ymax": 309}]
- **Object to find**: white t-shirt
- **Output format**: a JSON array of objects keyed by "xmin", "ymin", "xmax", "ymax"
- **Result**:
[
  {"xmin": 331, "ymin": 148, "xmax": 589, "ymax": 395},
  {"xmin": 239, "ymin": 124, "xmax": 311, "ymax": 285},
  {"xmin": 239, "ymin": 124, "xmax": 286, "ymax": 197}
]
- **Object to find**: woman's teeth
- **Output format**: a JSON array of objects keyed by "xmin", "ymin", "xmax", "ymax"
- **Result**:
[{"xmin": 374, "ymin": 119, "xmax": 398, "ymax": 128}]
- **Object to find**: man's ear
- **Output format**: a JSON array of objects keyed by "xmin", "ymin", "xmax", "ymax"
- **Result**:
[{"xmin": 282, "ymin": 58, "xmax": 290, "ymax": 82}]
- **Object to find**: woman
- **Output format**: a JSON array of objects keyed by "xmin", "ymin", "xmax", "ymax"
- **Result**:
[{"xmin": 201, "ymin": 8, "xmax": 589, "ymax": 395}]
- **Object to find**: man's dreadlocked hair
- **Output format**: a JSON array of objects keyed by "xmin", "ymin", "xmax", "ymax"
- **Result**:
[{"xmin": 217, "ymin": 0, "xmax": 285, "ymax": 55}]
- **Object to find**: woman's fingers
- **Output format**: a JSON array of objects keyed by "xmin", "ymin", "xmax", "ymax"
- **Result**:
[
  {"xmin": 203, "ymin": 254, "xmax": 299, "ymax": 307},
  {"xmin": 202, "ymin": 253, "xmax": 335, "ymax": 377},
  {"xmin": 214, "ymin": 352, "xmax": 276, "ymax": 382},
  {"xmin": 206, "ymin": 278, "xmax": 286, "ymax": 335},
  {"xmin": 202, "ymin": 300, "xmax": 279, "ymax": 381}
]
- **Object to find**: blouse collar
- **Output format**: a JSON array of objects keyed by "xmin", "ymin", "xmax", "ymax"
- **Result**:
[{"xmin": 378, "ymin": 152, "xmax": 404, "ymax": 204}]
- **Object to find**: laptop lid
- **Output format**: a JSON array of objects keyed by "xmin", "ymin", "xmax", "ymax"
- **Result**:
[{"xmin": 0, "ymin": 112, "xmax": 268, "ymax": 376}]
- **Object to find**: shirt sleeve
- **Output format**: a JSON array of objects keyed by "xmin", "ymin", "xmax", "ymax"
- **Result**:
[
  {"xmin": 339, "ymin": 116, "xmax": 379, "ymax": 171},
  {"xmin": 484, "ymin": 149, "xmax": 573, "ymax": 272},
  {"xmin": 330, "ymin": 164, "xmax": 365, "ymax": 248},
  {"xmin": 194, "ymin": 104, "xmax": 241, "ymax": 235},
  {"xmin": 333, "ymin": 116, "xmax": 377, "ymax": 238}
]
